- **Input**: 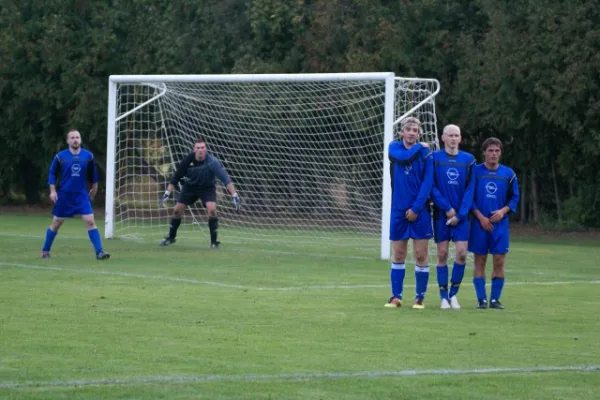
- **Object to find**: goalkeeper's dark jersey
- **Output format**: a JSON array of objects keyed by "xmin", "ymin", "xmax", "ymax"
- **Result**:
[{"xmin": 170, "ymin": 152, "xmax": 232, "ymax": 190}]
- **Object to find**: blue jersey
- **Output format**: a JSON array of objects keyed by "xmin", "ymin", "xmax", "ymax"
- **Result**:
[
  {"xmin": 48, "ymin": 149, "xmax": 98, "ymax": 194},
  {"xmin": 388, "ymin": 142, "xmax": 433, "ymax": 213},
  {"xmin": 471, "ymin": 163, "xmax": 519, "ymax": 217},
  {"xmin": 431, "ymin": 150, "xmax": 476, "ymax": 221}
]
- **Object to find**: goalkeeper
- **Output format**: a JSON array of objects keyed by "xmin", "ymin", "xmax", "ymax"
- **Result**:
[{"xmin": 159, "ymin": 137, "xmax": 240, "ymax": 248}]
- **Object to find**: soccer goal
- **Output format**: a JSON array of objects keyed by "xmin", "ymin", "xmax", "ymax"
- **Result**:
[{"xmin": 105, "ymin": 73, "xmax": 440, "ymax": 260}]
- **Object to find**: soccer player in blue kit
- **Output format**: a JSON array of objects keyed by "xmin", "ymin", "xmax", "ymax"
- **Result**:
[
  {"xmin": 41, "ymin": 130, "xmax": 110, "ymax": 260},
  {"xmin": 469, "ymin": 137, "xmax": 520, "ymax": 309},
  {"xmin": 384, "ymin": 117, "xmax": 434, "ymax": 309},
  {"xmin": 431, "ymin": 125, "xmax": 476, "ymax": 309}
]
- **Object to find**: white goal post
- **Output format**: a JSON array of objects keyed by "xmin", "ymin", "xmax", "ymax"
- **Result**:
[{"xmin": 105, "ymin": 73, "xmax": 440, "ymax": 260}]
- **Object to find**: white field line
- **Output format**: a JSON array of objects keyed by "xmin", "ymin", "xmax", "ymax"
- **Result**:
[
  {"xmin": 0, "ymin": 232, "xmax": 594, "ymax": 278},
  {"xmin": 1, "ymin": 261, "xmax": 600, "ymax": 291},
  {"xmin": 0, "ymin": 365, "xmax": 598, "ymax": 389}
]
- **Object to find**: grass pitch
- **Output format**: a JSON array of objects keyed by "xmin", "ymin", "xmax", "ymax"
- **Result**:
[{"xmin": 0, "ymin": 214, "xmax": 599, "ymax": 399}]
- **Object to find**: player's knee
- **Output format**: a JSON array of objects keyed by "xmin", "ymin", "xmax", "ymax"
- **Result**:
[
  {"xmin": 437, "ymin": 248, "xmax": 448, "ymax": 264},
  {"xmin": 455, "ymin": 248, "xmax": 467, "ymax": 264},
  {"xmin": 83, "ymin": 218, "xmax": 96, "ymax": 229},
  {"xmin": 51, "ymin": 219, "xmax": 64, "ymax": 230},
  {"xmin": 173, "ymin": 204, "xmax": 184, "ymax": 217}
]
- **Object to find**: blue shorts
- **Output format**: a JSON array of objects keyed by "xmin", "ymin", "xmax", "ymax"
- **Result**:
[
  {"xmin": 468, "ymin": 218, "xmax": 510, "ymax": 255},
  {"xmin": 390, "ymin": 209, "xmax": 433, "ymax": 241},
  {"xmin": 433, "ymin": 217, "xmax": 470, "ymax": 243},
  {"xmin": 53, "ymin": 192, "xmax": 93, "ymax": 218}
]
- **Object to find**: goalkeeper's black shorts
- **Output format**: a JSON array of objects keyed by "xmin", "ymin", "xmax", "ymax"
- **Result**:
[{"xmin": 177, "ymin": 185, "xmax": 217, "ymax": 206}]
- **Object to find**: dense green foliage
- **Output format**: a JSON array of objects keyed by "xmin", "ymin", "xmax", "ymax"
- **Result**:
[{"xmin": 1, "ymin": 0, "xmax": 599, "ymax": 227}]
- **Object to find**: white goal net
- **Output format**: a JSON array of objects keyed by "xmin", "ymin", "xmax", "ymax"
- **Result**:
[{"xmin": 105, "ymin": 73, "xmax": 440, "ymax": 260}]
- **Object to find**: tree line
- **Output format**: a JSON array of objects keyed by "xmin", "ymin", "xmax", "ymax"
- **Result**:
[{"xmin": 1, "ymin": 0, "xmax": 598, "ymax": 228}]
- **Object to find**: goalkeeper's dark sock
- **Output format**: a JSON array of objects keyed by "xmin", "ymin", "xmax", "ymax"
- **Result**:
[
  {"xmin": 490, "ymin": 277, "xmax": 505, "ymax": 301},
  {"xmin": 449, "ymin": 262, "xmax": 466, "ymax": 297},
  {"xmin": 168, "ymin": 217, "xmax": 182, "ymax": 239},
  {"xmin": 390, "ymin": 262, "xmax": 406, "ymax": 299},
  {"xmin": 473, "ymin": 276, "xmax": 487, "ymax": 302},
  {"xmin": 208, "ymin": 217, "xmax": 219, "ymax": 243},
  {"xmin": 436, "ymin": 265, "xmax": 449, "ymax": 299},
  {"xmin": 415, "ymin": 265, "xmax": 430, "ymax": 300},
  {"xmin": 42, "ymin": 228, "xmax": 57, "ymax": 251},
  {"xmin": 88, "ymin": 228, "xmax": 103, "ymax": 254}
]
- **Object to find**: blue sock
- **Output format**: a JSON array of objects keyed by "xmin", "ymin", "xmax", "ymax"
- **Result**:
[
  {"xmin": 436, "ymin": 265, "xmax": 449, "ymax": 300},
  {"xmin": 473, "ymin": 277, "xmax": 487, "ymax": 301},
  {"xmin": 88, "ymin": 228, "xmax": 103, "ymax": 254},
  {"xmin": 42, "ymin": 228, "xmax": 57, "ymax": 252},
  {"xmin": 390, "ymin": 263, "xmax": 406, "ymax": 299},
  {"xmin": 415, "ymin": 265, "xmax": 430, "ymax": 300},
  {"xmin": 449, "ymin": 262, "xmax": 466, "ymax": 298},
  {"xmin": 490, "ymin": 277, "xmax": 505, "ymax": 301}
]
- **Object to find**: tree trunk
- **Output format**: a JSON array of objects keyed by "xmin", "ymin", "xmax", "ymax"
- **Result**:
[
  {"xmin": 551, "ymin": 160, "xmax": 562, "ymax": 221},
  {"xmin": 520, "ymin": 171, "xmax": 527, "ymax": 223},
  {"xmin": 530, "ymin": 171, "xmax": 539, "ymax": 223},
  {"xmin": 19, "ymin": 159, "xmax": 41, "ymax": 204}
]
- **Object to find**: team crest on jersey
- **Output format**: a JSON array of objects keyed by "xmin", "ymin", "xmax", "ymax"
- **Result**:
[
  {"xmin": 404, "ymin": 164, "xmax": 412, "ymax": 175},
  {"xmin": 71, "ymin": 164, "xmax": 81, "ymax": 177},
  {"xmin": 485, "ymin": 181, "xmax": 498, "ymax": 198},
  {"xmin": 446, "ymin": 168, "xmax": 459, "ymax": 184},
  {"xmin": 190, "ymin": 162, "xmax": 194, "ymax": 166}
]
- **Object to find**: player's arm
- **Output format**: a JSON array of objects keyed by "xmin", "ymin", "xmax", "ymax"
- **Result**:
[
  {"xmin": 490, "ymin": 173, "xmax": 520, "ymax": 222},
  {"xmin": 431, "ymin": 185, "xmax": 452, "ymax": 215},
  {"xmin": 410, "ymin": 148, "xmax": 434, "ymax": 213},
  {"xmin": 213, "ymin": 160, "xmax": 241, "ymax": 210},
  {"xmin": 160, "ymin": 154, "xmax": 192, "ymax": 206},
  {"xmin": 388, "ymin": 142, "xmax": 424, "ymax": 164},
  {"xmin": 456, "ymin": 158, "xmax": 477, "ymax": 221},
  {"xmin": 87, "ymin": 155, "xmax": 99, "ymax": 198},
  {"xmin": 48, "ymin": 155, "xmax": 61, "ymax": 202}
]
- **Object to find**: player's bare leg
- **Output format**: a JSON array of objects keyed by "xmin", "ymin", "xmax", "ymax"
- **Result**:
[
  {"xmin": 82, "ymin": 214, "xmax": 110, "ymax": 260},
  {"xmin": 160, "ymin": 202, "xmax": 185, "ymax": 246},
  {"xmin": 385, "ymin": 240, "xmax": 408, "ymax": 308},
  {"xmin": 489, "ymin": 254, "xmax": 506, "ymax": 309},
  {"xmin": 436, "ymin": 240, "xmax": 451, "ymax": 309},
  {"xmin": 473, "ymin": 254, "xmax": 488, "ymax": 308},
  {"xmin": 41, "ymin": 217, "xmax": 64, "ymax": 259},
  {"xmin": 412, "ymin": 239, "xmax": 430, "ymax": 309},
  {"xmin": 205, "ymin": 201, "xmax": 219, "ymax": 248}
]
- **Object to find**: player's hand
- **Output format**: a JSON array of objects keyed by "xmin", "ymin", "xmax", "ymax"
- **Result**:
[
  {"xmin": 49, "ymin": 191, "xmax": 58, "ymax": 203},
  {"xmin": 446, "ymin": 216, "xmax": 460, "ymax": 226},
  {"xmin": 446, "ymin": 208, "xmax": 456, "ymax": 218},
  {"xmin": 232, "ymin": 193, "xmax": 241, "ymax": 211},
  {"xmin": 159, "ymin": 191, "xmax": 170, "ymax": 208},
  {"xmin": 489, "ymin": 209, "xmax": 506, "ymax": 223},
  {"xmin": 405, "ymin": 208, "xmax": 418, "ymax": 222},
  {"xmin": 88, "ymin": 188, "xmax": 97, "ymax": 199},
  {"xmin": 419, "ymin": 142, "xmax": 430, "ymax": 148},
  {"xmin": 478, "ymin": 216, "xmax": 494, "ymax": 232}
]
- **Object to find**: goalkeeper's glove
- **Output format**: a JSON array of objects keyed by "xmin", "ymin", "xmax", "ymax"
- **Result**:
[
  {"xmin": 232, "ymin": 193, "xmax": 241, "ymax": 211},
  {"xmin": 159, "ymin": 190, "xmax": 170, "ymax": 208}
]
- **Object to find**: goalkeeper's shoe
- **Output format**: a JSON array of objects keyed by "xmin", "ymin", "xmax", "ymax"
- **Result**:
[
  {"xmin": 384, "ymin": 297, "xmax": 402, "ymax": 308},
  {"xmin": 160, "ymin": 237, "xmax": 176, "ymax": 246},
  {"xmin": 412, "ymin": 298, "xmax": 425, "ymax": 309},
  {"xmin": 477, "ymin": 299, "xmax": 488, "ymax": 309},
  {"xmin": 41, "ymin": 251, "xmax": 50, "ymax": 259},
  {"xmin": 96, "ymin": 250, "xmax": 110, "ymax": 260},
  {"xmin": 489, "ymin": 300, "xmax": 504, "ymax": 310},
  {"xmin": 210, "ymin": 241, "xmax": 220, "ymax": 249}
]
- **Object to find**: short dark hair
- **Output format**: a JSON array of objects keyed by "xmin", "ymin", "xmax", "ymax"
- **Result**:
[
  {"xmin": 195, "ymin": 136, "xmax": 207, "ymax": 145},
  {"xmin": 482, "ymin": 137, "xmax": 502, "ymax": 152}
]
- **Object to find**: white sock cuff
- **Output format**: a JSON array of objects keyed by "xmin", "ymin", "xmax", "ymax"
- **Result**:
[
  {"xmin": 391, "ymin": 263, "xmax": 406, "ymax": 270},
  {"xmin": 415, "ymin": 265, "xmax": 430, "ymax": 273}
]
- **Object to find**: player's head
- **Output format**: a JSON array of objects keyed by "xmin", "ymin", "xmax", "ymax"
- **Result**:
[
  {"xmin": 66, "ymin": 130, "xmax": 81, "ymax": 150},
  {"xmin": 194, "ymin": 137, "xmax": 207, "ymax": 161},
  {"xmin": 482, "ymin": 137, "xmax": 502, "ymax": 166},
  {"xmin": 441, "ymin": 124, "xmax": 461, "ymax": 150},
  {"xmin": 400, "ymin": 117, "xmax": 421, "ymax": 146}
]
